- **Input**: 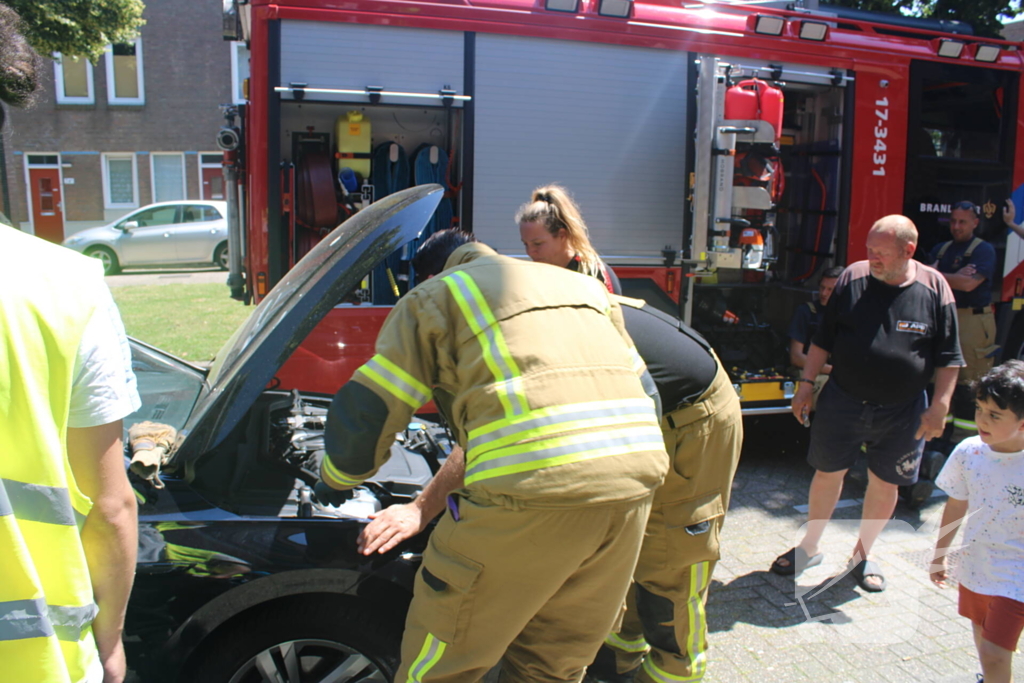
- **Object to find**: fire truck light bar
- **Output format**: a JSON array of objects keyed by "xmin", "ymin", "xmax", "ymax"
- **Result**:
[
  {"xmin": 799, "ymin": 21, "xmax": 828, "ymax": 41},
  {"xmin": 974, "ymin": 45, "xmax": 1001, "ymax": 62},
  {"xmin": 598, "ymin": 0, "xmax": 633, "ymax": 18},
  {"xmin": 545, "ymin": 0, "xmax": 579, "ymax": 13},
  {"xmin": 936, "ymin": 39, "xmax": 964, "ymax": 59},
  {"xmin": 754, "ymin": 15, "xmax": 785, "ymax": 36}
]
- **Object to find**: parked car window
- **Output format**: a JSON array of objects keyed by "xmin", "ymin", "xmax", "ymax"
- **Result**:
[
  {"xmin": 183, "ymin": 205, "xmax": 221, "ymax": 223},
  {"xmin": 123, "ymin": 205, "xmax": 178, "ymax": 228}
]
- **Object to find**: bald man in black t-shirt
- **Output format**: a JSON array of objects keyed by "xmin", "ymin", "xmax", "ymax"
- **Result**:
[{"xmin": 771, "ymin": 216, "xmax": 963, "ymax": 593}]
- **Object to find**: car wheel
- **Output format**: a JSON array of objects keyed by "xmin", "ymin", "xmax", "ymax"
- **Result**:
[
  {"xmin": 215, "ymin": 242, "xmax": 229, "ymax": 271},
  {"xmin": 181, "ymin": 599, "xmax": 401, "ymax": 683},
  {"xmin": 85, "ymin": 246, "xmax": 120, "ymax": 275}
]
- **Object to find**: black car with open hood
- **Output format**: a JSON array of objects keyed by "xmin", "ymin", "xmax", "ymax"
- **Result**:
[{"xmin": 122, "ymin": 186, "xmax": 455, "ymax": 683}]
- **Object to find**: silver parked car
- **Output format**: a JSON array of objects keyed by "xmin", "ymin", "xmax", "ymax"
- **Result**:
[{"xmin": 62, "ymin": 200, "xmax": 229, "ymax": 275}]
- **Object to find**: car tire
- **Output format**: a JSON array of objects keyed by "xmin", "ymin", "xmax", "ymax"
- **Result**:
[
  {"xmin": 215, "ymin": 242, "xmax": 229, "ymax": 271},
  {"xmin": 180, "ymin": 598, "xmax": 401, "ymax": 683},
  {"xmin": 85, "ymin": 246, "xmax": 120, "ymax": 275}
]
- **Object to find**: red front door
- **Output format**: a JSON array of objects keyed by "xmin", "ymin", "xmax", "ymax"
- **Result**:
[
  {"xmin": 201, "ymin": 166, "xmax": 225, "ymax": 200},
  {"xmin": 29, "ymin": 168, "xmax": 64, "ymax": 242}
]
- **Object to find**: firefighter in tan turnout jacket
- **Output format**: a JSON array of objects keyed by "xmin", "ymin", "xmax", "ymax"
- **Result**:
[{"xmin": 318, "ymin": 230, "xmax": 669, "ymax": 682}]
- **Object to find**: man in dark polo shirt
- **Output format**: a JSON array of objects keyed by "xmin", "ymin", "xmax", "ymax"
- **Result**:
[
  {"xmin": 928, "ymin": 201, "xmax": 998, "ymax": 437},
  {"xmin": 771, "ymin": 215, "xmax": 963, "ymax": 593}
]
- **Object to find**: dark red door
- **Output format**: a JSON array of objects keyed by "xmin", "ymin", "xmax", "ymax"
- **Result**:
[
  {"xmin": 202, "ymin": 166, "xmax": 225, "ymax": 200},
  {"xmin": 29, "ymin": 168, "xmax": 64, "ymax": 242}
]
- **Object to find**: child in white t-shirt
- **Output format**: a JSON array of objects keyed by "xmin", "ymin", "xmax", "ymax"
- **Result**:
[{"xmin": 931, "ymin": 360, "xmax": 1024, "ymax": 683}]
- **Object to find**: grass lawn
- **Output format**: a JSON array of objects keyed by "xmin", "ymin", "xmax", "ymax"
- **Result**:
[{"xmin": 111, "ymin": 283, "xmax": 252, "ymax": 362}]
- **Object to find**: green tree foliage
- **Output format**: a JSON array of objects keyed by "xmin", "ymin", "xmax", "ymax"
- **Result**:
[
  {"xmin": 4, "ymin": 0, "xmax": 145, "ymax": 62},
  {"xmin": 831, "ymin": 0, "xmax": 1022, "ymax": 38}
]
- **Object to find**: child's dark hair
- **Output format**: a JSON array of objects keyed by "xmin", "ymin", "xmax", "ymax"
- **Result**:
[
  {"xmin": 973, "ymin": 360, "xmax": 1024, "ymax": 419},
  {"xmin": 411, "ymin": 229, "xmax": 476, "ymax": 278}
]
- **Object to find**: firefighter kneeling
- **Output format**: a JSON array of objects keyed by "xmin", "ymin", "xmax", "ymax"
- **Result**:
[{"xmin": 317, "ymin": 229, "xmax": 669, "ymax": 682}]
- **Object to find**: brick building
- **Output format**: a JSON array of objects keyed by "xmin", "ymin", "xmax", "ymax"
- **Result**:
[{"xmin": 0, "ymin": 0, "xmax": 246, "ymax": 240}]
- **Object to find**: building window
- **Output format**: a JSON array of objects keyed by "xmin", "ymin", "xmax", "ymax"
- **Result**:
[
  {"xmin": 231, "ymin": 41, "xmax": 249, "ymax": 104},
  {"xmin": 53, "ymin": 54, "xmax": 95, "ymax": 104},
  {"xmin": 102, "ymin": 153, "xmax": 139, "ymax": 209},
  {"xmin": 105, "ymin": 39, "xmax": 145, "ymax": 105},
  {"xmin": 151, "ymin": 153, "xmax": 186, "ymax": 203}
]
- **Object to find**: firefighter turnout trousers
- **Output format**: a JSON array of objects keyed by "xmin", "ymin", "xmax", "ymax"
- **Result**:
[
  {"xmin": 956, "ymin": 307, "xmax": 996, "ymax": 385},
  {"xmin": 605, "ymin": 364, "xmax": 743, "ymax": 682},
  {"xmin": 949, "ymin": 307, "xmax": 997, "ymax": 438},
  {"xmin": 397, "ymin": 493, "xmax": 653, "ymax": 683}
]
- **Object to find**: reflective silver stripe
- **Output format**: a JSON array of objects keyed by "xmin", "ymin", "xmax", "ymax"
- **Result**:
[
  {"xmin": 445, "ymin": 273, "xmax": 526, "ymax": 417},
  {"xmin": 466, "ymin": 427, "xmax": 664, "ymax": 480},
  {"xmin": 467, "ymin": 400, "xmax": 656, "ymax": 455},
  {"xmin": 360, "ymin": 355, "xmax": 431, "ymax": 407},
  {"xmin": 0, "ymin": 481, "xmax": 11, "ymax": 517},
  {"xmin": 0, "ymin": 478, "xmax": 77, "ymax": 527},
  {"xmin": 0, "ymin": 599, "xmax": 97, "ymax": 643},
  {"xmin": 408, "ymin": 634, "xmax": 446, "ymax": 682}
]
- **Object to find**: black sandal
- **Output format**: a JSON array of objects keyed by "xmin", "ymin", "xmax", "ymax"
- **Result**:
[
  {"xmin": 770, "ymin": 546, "xmax": 824, "ymax": 577},
  {"xmin": 849, "ymin": 559, "xmax": 886, "ymax": 592}
]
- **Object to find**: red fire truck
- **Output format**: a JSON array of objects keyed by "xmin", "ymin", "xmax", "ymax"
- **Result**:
[{"xmin": 218, "ymin": 0, "xmax": 1024, "ymax": 413}]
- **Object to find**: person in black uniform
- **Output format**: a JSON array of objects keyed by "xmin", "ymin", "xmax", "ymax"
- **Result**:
[
  {"xmin": 589, "ymin": 297, "xmax": 743, "ymax": 683},
  {"xmin": 929, "ymin": 201, "xmax": 998, "ymax": 438},
  {"xmin": 788, "ymin": 266, "xmax": 844, "ymax": 408}
]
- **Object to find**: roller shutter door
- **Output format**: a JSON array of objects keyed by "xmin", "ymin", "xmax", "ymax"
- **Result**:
[
  {"xmin": 280, "ymin": 22, "xmax": 464, "ymax": 105},
  {"xmin": 473, "ymin": 33, "xmax": 689, "ymax": 261}
]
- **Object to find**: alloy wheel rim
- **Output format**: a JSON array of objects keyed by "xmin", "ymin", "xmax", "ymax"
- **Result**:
[{"xmin": 226, "ymin": 638, "xmax": 387, "ymax": 683}]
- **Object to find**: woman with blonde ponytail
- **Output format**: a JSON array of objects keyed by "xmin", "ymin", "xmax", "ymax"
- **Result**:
[{"xmin": 516, "ymin": 184, "xmax": 621, "ymax": 293}]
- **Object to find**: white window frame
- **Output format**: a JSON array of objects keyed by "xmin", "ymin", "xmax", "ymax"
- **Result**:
[
  {"xmin": 102, "ymin": 153, "xmax": 140, "ymax": 209},
  {"xmin": 53, "ymin": 53, "xmax": 95, "ymax": 105},
  {"xmin": 104, "ymin": 38, "xmax": 145, "ymax": 105},
  {"xmin": 230, "ymin": 41, "xmax": 249, "ymax": 104},
  {"xmin": 150, "ymin": 152, "xmax": 187, "ymax": 203}
]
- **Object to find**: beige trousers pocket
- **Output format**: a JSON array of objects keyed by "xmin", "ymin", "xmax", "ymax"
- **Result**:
[
  {"xmin": 416, "ymin": 539, "xmax": 484, "ymax": 644},
  {"xmin": 663, "ymin": 491, "xmax": 725, "ymax": 567}
]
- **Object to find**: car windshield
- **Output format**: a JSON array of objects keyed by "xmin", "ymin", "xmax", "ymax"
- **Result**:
[{"xmin": 123, "ymin": 340, "xmax": 206, "ymax": 437}]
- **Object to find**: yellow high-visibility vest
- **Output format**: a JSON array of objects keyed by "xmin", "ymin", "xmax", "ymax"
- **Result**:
[{"xmin": 0, "ymin": 228, "xmax": 104, "ymax": 683}]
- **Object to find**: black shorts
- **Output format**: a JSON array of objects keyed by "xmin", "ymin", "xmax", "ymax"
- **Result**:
[{"xmin": 807, "ymin": 381, "xmax": 926, "ymax": 486}]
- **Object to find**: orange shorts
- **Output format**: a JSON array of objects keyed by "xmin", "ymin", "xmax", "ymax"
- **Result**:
[{"xmin": 959, "ymin": 584, "xmax": 1024, "ymax": 652}]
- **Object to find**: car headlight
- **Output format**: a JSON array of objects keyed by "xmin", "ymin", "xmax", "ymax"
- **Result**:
[{"xmin": 63, "ymin": 236, "xmax": 84, "ymax": 246}]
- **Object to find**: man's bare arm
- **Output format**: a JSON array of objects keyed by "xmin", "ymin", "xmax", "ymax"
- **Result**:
[
  {"xmin": 916, "ymin": 366, "xmax": 958, "ymax": 441},
  {"xmin": 357, "ymin": 446, "xmax": 466, "ymax": 555},
  {"xmin": 67, "ymin": 421, "xmax": 138, "ymax": 683}
]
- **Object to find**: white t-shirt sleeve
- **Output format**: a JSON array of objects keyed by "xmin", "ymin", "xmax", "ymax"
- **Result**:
[
  {"xmin": 935, "ymin": 440, "xmax": 970, "ymax": 500},
  {"xmin": 67, "ymin": 284, "xmax": 142, "ymax": 428}
]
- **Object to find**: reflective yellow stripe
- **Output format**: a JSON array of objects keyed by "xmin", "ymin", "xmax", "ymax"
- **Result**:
[
  {"xmin": 407, "ymin": 633, "xmax": 447, "ymax": 682},
  {"xmin": 466, "ymin": 398, "xmax": 658, "ymax": 461},
  {"xmin": 605, "ymin": 632, "xmax": 649, "ymax": 653},
  {"xmin": 952, "ymin": 418, "xmax": 977, "ymax": 431},
  {"xmin": 643, "ymin": 653, "xmax": 707, "ymax": 682},
  {"xmin": 628, "ymin": 346, "xmax": 645, "ymax": 374},
  {"xmin": 464, "ymin": 425, "xmax": 665, "ymax": 485},
  {"xmin": 357, "ymin": 354, "xmax": 431, "ymax": 409},
  {"xmin": 685, "ymin": 561, "xmax": 710, "ymax": 679},
  {"xmin": 442, "ymin": 271, "xmax": 528, "ymax": 418},
  {"xmin": 321, "ymin": 456, "xmax": 366, "ymax": 488}
]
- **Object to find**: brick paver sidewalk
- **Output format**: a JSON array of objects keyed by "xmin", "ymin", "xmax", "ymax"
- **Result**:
[{"xmin": 704, "ymin": 417, "xmax": 987, "ymax": 683}]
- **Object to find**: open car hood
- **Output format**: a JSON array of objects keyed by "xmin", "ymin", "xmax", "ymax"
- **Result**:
[{"xmin": 174, "ymin": 184, "xmax": 443, "ymax": 463}]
